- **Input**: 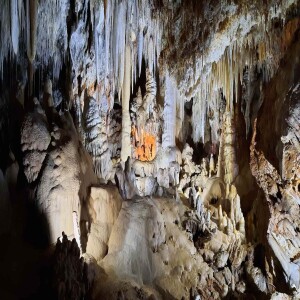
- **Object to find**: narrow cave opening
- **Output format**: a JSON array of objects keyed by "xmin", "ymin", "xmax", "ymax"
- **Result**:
[
  {"xmin": 185, "ymin": 137, "xmax": 207, "ymax": 165},
  {"xmin": 253, "ymin": 244, "xmax": 267, "ymax": 275},
  {"xmin": 131, "ymin": 58, "xmax": 147, "ymax": 100}
]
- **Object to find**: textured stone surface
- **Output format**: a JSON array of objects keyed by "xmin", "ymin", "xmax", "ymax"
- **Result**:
[
  {"xmin": 0, "ymin": 1, "xmax": 300, "ymax": 299},
  {"xmin": 86, "ymin": 185, "xmax": 122, "ymax": 261}
]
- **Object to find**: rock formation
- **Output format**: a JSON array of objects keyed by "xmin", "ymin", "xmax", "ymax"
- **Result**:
[{"xmin": 0, "ymin": 0, "xmax": 300, "ymax": 299}]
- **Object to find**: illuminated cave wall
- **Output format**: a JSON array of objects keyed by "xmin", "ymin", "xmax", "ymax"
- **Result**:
[{"xmin": 132, "ymin": 126, "xmax": 157, "ymax": 161}]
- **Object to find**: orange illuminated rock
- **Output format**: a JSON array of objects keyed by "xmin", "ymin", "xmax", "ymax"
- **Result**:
[{"xmin": 132, "ymin": 126, "xmax": 156, "ymax": 161}]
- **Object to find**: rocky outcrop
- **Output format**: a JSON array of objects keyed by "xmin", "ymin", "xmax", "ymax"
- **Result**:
[
  {"xmin": 35, "ymin": 108, "xmax": 97, "ymax": 243},
  {"xmin": 52, "ymin": 233, "xmax": 93, "ymax": 300},
  {"xmin": 21, "ymin": 98, "xmax": 51, "ymax": 183},
  {"xmin": 19, "ymin": 81, "xmax": 98, "ymax": 244},
  {"xmin": 250, "ymin": 81, "xmax": 300, "ymax": 291},
  {"xmin": 86, "ymin": 185, "xmax": 122, "ymax": 261}
]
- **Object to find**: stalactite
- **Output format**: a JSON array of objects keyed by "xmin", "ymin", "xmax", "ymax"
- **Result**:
[
  {"xmin": 26, "ymin": 0, "xmax": 37, "ymax": 63},
  {"xmin": 0, "ymin": 0, "xmax": 12, "ymax": 77},
  {"xmin": 92, "ymin": 0, "xmax": 163, "ymax": 105},
  {"xmin": 10, "ymin": 0, "xmax": 20, "ymax": 55},
  {"xmin": 120, "ymin": 46, "xmax": 132, "ymax": 163},
  {"xmin": 25, "ymin": 0, "xmax": 37, "ymax": 97},
  {"xmin": 138, "ymin": 24, "xmax": 144, "ymax": 77},
  {"xmin": 162, "ymin": 72, "xmax": 177, "ymax": 149},
  {"xmin": 36, "ymin": 0, "xmax": 69, "ymax": 79},
  {"xmin": 190, "ymin": 6, "xmax": 300, "ymax": 143}
]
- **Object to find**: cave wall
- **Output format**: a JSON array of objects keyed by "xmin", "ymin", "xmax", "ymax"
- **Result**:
[{"xmin": 0, "ymin": 0, "xmax": 300, "ymax": 299}]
